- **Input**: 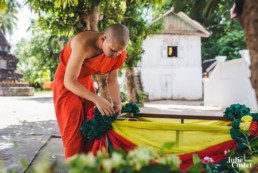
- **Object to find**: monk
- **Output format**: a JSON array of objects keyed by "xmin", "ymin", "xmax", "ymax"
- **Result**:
[{"xmin": 53, "ymin": 24, "xmax": 130, "ymax": 158}]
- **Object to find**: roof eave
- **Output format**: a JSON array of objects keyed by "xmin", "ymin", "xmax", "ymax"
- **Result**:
[
  {"xmin": 150, "ymin": 7, "xmax": 211, "ymax": 38},
  {"xmin": 154, "ymin": 32, "xmax": 212, "ymax": 38}
]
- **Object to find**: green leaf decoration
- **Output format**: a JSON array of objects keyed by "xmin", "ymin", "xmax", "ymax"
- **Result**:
[
  {"xmin": 251, "ymin": 113, "xmax": 258, "ymax": 121},
  {"xmin": 80, "ymin": 103, "xmax": 140, "ymax": 140},
  {"xmin": 80, "ymin": 108, "xmax": 117, "ymax": 140},
  {"xmin": 223, "ymin": 104, "xmax": 250, "ymax": 120},
  {"xmin": 192, "ymin": 154, "xmax": 201, "ymax": 165},
  {"xmin": 122, "ymin": 102, "xmax": 140, "ymax": 116}
]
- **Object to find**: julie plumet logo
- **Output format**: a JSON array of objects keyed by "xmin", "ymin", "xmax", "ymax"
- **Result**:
[{"xmin": 227, "ymin": 155, "xmax": 252, "ymax": 168}]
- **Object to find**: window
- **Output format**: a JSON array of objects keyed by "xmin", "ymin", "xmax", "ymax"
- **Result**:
[{"xmin": 167, "ymin": 46, "xmax": 178, "ymax": 58}]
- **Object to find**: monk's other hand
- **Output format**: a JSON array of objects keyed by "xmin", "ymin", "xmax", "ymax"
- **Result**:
[
  {"xmin": 95, "ymin": 96, "xmax": 115, "ymax": 116},
  {"xmin": 113, "ymin": 104, "xmax": 122, "ymax": 116}
]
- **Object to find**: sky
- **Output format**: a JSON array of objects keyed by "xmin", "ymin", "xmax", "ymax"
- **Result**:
[{"xmin": 7, "ymin": 0, "xmax": 37, "ymax": 46}]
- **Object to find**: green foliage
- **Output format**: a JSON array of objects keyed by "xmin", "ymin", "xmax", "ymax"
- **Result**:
[
  {"xmin": 214, "ymin": 104, "xmax": 258, "ymax": 172},
  {"xmin": 30, "ymin": 154, "xmax": 63, "ymax": 173},
  {"xmin": 202, "ymin": 20, "xmax": 246, "ymax": 60},
  {"xmin": 187, "ymin": 105, "xmax": 258, "ymax": 173},
  {"xmin": 0, "ymin": 0, "xmax": 20, "ymax": 35},
  {"xmin": 25, "ymin": 0, "xmax": 135, "ymax": 36},
  {"xmin": 18, "ymin": 0, "xmax": 164, "ymax": 99},
  {"xmin": 120, "ymin": 91, "xmax": 127, "ymax": 102},
  {"xmin": 52, "ymin": 0, "xmax": 79, "ymax": 8},
  {"xmin": 1, "ymin": 139, "xmax": 258, "ymax": 172},
  {"xmin": 98, "ymin": 1, "xmax": 126, "ymax": 31},
  {"xmin": 192, "ymin": 154, "xmax": 201, "ymax": 165},
  {"xmin": 67, "ymin": 146, "xmax": 181, "ymax": 173},
  {"xmin": 25, "ymin": 0, "xmax": 90, "ymax": 36},
  {"xmin": 123, "ymin": 2, "xmax": 163, "ymax": 68},
  {"xmin": 20, "ymin": 158, "xmax": 28, "ymax": 170},
  {"xmin": 217, "ymin": 29, "xmax": 245, "ymax": 60},
  {"xmin": 212, "ymin": 131, "xmax": 258, "ymax": 173},
  {"xmin": 160, "ymin": 142, "xmax": 175, "ymax": 155},
  {"xmin": 173, "ymin": 0, "xmax": 234, "ymax": 23},
  {"xmin": 13, "ymin": 30, "xmax": 68, "ymax": 87},
  {"xmin": 136, "ymin": 90, "xmax": 147, "ymax": 105},
  {"xmin": 157, "ymin": 0, "xmax": 246, "ymax": 61},
  {"xmin": 0, "ymin": 0, "xmax": 7, "ymax": 11}
]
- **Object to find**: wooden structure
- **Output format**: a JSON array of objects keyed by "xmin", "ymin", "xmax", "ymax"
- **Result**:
[{"xmin": 138, "ymin": 7, "xmax": 211, "ymax": 100}]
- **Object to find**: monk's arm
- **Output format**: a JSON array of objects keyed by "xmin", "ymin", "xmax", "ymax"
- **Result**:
[
  {"xmin": 64, "ymin": 40, "xmax": 97, "ymax": 102},
  {"xmin": 107, "ymin": 69, "xmax": 122, "ymax": 115},
  {"xmin": 64, "ymin": 37, "xmax": 115, "ymax": 116}
]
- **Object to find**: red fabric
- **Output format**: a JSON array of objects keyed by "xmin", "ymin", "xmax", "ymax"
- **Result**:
[
  {"xmin": 107, "ymin": 130, "xmax": 136, "ymax": 152},
  {"xmin": 84, "ymin": 136, "xmax": 107, "ymax": 154},
  {"xmin": 81, "ymin": 130, "xmax": 237, "ymax": 172},
  {"xmin": 86, "ymin": 108, "xmax": 95, "ymax": 121},
  {"xmin": 84, "ymin": 130, "xmax": 136, "ymax": 155},
  {"xmin": 249, "ymin": 121, "xmax": 258, "ymax": 136},
  {"xmin": 179, "ymin": 140, "xmax": 237, "ymax": 171},
  {"xmin": 53, "ymin": 39, "xmax": 127, "ymax": 159}
]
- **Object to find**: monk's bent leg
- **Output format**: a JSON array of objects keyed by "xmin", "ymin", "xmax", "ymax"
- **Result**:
[{"xmin": 55, "ymin": 93, "xmax": 85, "ymax": 158}]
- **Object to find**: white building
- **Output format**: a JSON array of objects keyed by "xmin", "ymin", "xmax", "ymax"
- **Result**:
[
  {"xmin": 204, "ymin": 50, "xmax": 258, "ymax": 111},
  {"xmin": 138, "ymin": 8, "xmax": 211, "ymax": 100}
]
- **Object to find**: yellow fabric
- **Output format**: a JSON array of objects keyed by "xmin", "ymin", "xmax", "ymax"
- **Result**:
[{"xmin": 112, "ymin": 118, "xmax": 232, "ymax": 155}]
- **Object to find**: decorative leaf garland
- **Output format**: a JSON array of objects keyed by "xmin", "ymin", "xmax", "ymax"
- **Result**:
[
  {"xmin": 223, "ymin": 104, "xmax": 258, "ymax": 150},
  {"xmin": 224, "ymin": 104, "xmax": 251, "ymax": 120},
  {"xmin": 80, "ymin": 103, "xmax": 140, "ymax": 140},
  {"xmin": 198, "ymin": 104, "xmax": 258, "ymax": 172},
  {"xmin": 121, "ymin": 102, "xmax": 140, "ymax": 116}
]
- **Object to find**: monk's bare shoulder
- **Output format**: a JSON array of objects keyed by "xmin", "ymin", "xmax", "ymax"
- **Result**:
[{"xmin": 71, "ymin": 31, "xmax": 99, "ymax": 60}]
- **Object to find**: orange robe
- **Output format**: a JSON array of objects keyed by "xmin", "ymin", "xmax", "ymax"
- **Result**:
[{"xmin": 53, "ymin": 39, "xmax": 126, "ymax": 158}]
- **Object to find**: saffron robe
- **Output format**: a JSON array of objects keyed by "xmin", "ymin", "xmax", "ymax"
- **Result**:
[{"xmin": 53, "ymin": 39, "xmax": 126, "ymax": 158}]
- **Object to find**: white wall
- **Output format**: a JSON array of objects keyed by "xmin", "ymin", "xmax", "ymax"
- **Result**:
[
  {"xmin": 204, "ymin": 52, "xmax": 258, "ymax": 111},
  {"xmin": 138, "ymin": 34, "xmax": 203, "ymax": 100}
]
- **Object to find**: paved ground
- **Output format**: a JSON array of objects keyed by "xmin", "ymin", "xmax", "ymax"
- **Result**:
[{"xmin": 0, "ymin": 93, "xmax": 224, "ymax": 172}]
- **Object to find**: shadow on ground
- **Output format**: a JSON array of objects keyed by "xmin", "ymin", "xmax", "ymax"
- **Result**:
[{"xmin": 0, "ymin": 120, "xmax": 61, "ymax": 173}]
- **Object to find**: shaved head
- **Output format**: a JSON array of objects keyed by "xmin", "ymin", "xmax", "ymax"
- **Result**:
[{"xmin": 104, "ymin": 24, "xmax": 130, "ymax": 47}]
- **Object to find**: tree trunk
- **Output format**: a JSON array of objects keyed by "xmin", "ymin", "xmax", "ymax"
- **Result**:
[
  {"xmin": 94, "ymin": 74, "xmax": 111, "ymax": 101},
  {"xmin": 85, "ymin": 5, "xmax": 100, "ymax": 31},
  {"xmin": 126, "ymin": 67, "xmax": 138, "ymax": 103},
  {"xmin": 241, "ymin": 0, "xmax": 258, "ymax": 102},
  {"xmin": 84, "ymin": 5, "xmax": 110, "ymax": 101}
]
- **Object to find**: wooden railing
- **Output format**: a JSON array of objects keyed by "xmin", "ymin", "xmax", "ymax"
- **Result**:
[
  {"xmin": 137, "ymin": 112, "xmax": 230, "ymax": 124},
  {"xmin": 118, "ymin": 112, "xmax": 231, "ymax": 146}
]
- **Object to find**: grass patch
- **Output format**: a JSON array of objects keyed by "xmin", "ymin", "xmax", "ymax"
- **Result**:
[{"xmin": 35, "ymin": 89, "xmax": 53, "ymax": 94}]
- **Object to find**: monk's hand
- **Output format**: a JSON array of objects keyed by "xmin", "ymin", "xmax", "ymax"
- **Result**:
[
  {"xmin": 95, "ymin": 96, "xmax": 115, "ymax": 116},
  {"xmin": 113, "ymin": 104, "xmax": 122, "ymax": 116}
]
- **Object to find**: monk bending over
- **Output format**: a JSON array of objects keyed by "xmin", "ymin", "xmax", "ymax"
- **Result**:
[{"xmin": 53, "ymin": 24, "xmax": 129, "ymax": 158}]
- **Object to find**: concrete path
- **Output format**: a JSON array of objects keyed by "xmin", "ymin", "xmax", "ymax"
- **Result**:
[
  {"xmin": 0, "ymin": 93, "xmax": 224, "ymax": 172},
  {"xmin": 0, "ymin": 94, "xmax": 59, "ymax": 172}
]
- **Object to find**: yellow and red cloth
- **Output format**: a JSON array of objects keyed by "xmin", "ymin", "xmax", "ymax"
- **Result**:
[{"xmin": 85, "ymin": 117, "xmax": 237, "ymax": 171}]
